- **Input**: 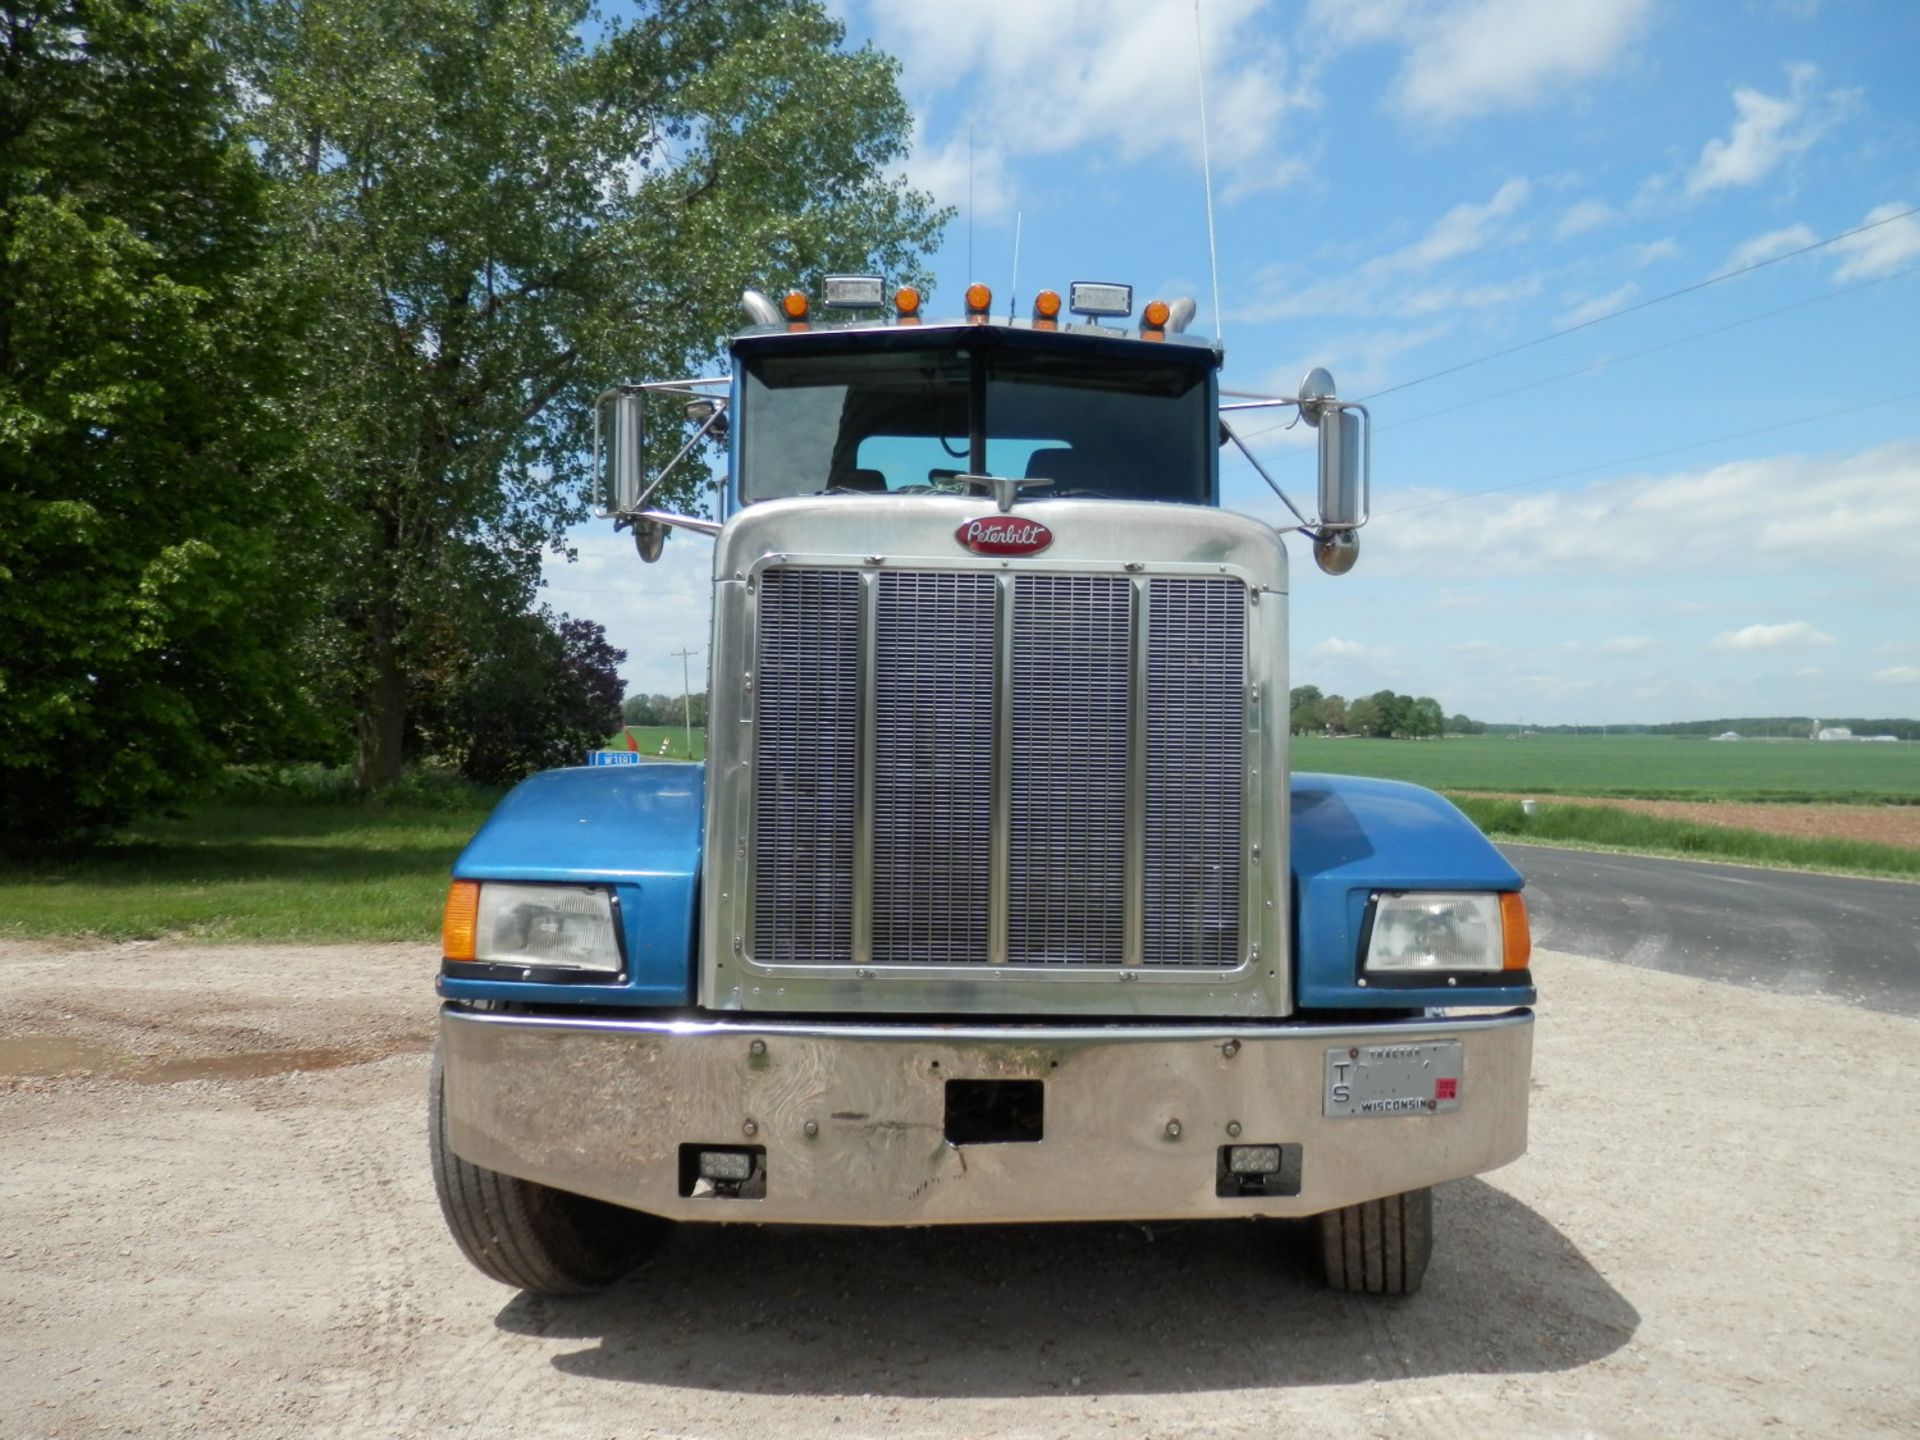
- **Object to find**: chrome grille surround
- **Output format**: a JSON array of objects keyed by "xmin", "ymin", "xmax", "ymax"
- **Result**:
[{"xmin": 704, "ymin": 495, "xmax": 1289, "ymax": 1018}]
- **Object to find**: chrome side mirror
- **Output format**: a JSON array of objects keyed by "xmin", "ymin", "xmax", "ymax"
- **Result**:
[
  {"xmin": 594, "ymin": 388, "xmax": 644, "ymax": 515},
  {"xmin": 1299, "ymin": 367, "xmax": 1368, "ymax": 532}
]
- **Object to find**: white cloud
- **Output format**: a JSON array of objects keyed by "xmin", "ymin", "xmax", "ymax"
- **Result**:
[
  {"xmin": 1378, "ymin": 179, "xmax": 1531, "ymax": 271},
  {"xmin": 1450, "ymin": 639, "xmax": 1499, "ymax": 656},
  {"xmin": 1367, "ymin": 440, "xmax": 1920, "ymax": 580},
  {"xmin": 1719, "ymin": 224, "xmax": 1818, "ymax": 274},
  {"xmin": 1598, "ymin": 636, "xmax": 1653, "ymax": 655},
  {"xmin": 1367, "ymin": 0, "xmax": 1655, "ymax": 125},
  {"xmin": 1556, "ymin": 199, "xmax": 1616, "ymax": 240},
  {"xmin": 1516, "ymin": 673, "xmax": 1595, "ymax": 700},
  {"xmin": 1559, "ymin": 282, "xmax": 1637, "ymax": 328},
  {"xmin": 1829, "ymin": 202, "xmax": 1920, "ymax": 282},
  {"xmin": 1631, "ymin": 238, "xmax": 1680, "ymax": 266},
  {"xmin": 873, "ymin": 0, "xmax": 1307, "ymax": 202},
  {"xmin": 1709, "ymin": 622, "xmax": 1835, "ymax": 653},
  {"xmin": 1687, "ymin": 63, "xmax": 1854, "ymax": 196},
  {"xmin": 1873, "ymin": 666, "xmax": 1920, "ymax": 684},
  {"xmin": 901, "ymin": 117, "xmax": 1014, "ymax": 223},
  {"xmin": 1313, "ymin": 637, "xmax": 1372, "ymax": 660},
  {"xmin": 1241, "ymin": 181, "xmax": 1535, "ymax": 323}
]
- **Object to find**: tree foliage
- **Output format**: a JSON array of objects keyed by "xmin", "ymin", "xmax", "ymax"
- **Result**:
[
  {"xmin": 0, "ymin": 0, "xmax": 313, "ymax": 847},
  {"xmin": 1291, "ymin": 686, "xmax": 1450, "ymax": 738},
  {"xmin": 233, "ymin": 0, "xmax": 946, "ymax": 790},
  {"xmin": 424, "ymin": 611, "xmax": 625, "ymax": 784}
]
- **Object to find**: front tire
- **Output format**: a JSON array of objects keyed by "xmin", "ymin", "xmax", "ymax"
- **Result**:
[
  {"xmin": 429, "ymin": 1042, "xmax": 668, "ymax": 1294},
  {"xmin": 1316, "ymin": 1186, "xmax": 1434, "ymax": 1295}
]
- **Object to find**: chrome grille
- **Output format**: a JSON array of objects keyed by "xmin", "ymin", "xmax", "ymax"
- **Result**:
[
  {"xmin": 872, "ymin": 572, "xmax": 996, "ymax": 964},
  {"xmin": 1008, "ymin": 575, "xmax": 1131, "ymax": 964},
  {"xmin": 752, "ymin": 569, "xmax": 861, "ymax": 964},
  {"xmin": 1144, "ymin": 578, "xmax": 1246, "ymax": 966},
  {"xmin": 749, "ymin": 565, "xmax": 1247, "ymax": 972}
]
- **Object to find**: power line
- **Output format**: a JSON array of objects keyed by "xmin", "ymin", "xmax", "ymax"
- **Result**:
[
  {"xmin": 1357, "ymin": 205, "xmax": 1918, "ymax": 404},
  {"xmin": 1374, "ymin": 261, "xmax": 1920, "ymax": 435},
  {"xmin": 1219, "ymin": 255, "xmax": 1920, "ymax": 457},
  {"xmin": 1376, "ymin": 387, "xmax": 1920, "ymax": 518}
]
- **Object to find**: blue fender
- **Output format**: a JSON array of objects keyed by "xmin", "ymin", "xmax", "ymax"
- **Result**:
[
  {"xmin": 1290, "ymin": 773, "xmax": 1534, "ymax": 1010},
  {"xmin": 439, "ymin": 763, "xmax": 704, "ymax": 1007}
]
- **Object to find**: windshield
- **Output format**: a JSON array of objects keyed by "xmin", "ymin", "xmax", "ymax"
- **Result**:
[{"xmin": 739, "ymin": 341, "xmax": 1212, "ymax": 504}]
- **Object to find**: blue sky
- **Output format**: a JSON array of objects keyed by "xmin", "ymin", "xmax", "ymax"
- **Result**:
[{"xmin": 545, "ymin": 0, "xmax": 1920, "ymax": 725}]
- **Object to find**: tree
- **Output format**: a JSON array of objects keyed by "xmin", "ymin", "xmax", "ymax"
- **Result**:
[
  {"xmin": 236, "ymin": 0, "xmax": 946, "ymax": 790},
  {"xmin": 1289, "ymin": 684, "xmax": 1323, "ymax": 735},
  {"xmin": 435, "ymin": 611, "xmax": 625, "ymax": 784},
  {"xmin": 0, "ymin": 0, "xmax": 313, "ymax": 847}
]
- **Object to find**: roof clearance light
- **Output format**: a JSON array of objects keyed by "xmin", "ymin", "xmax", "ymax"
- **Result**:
[
  {"xmin": 779, "ymin": 290, "xmax": 810, "ymax": 320},
  {"xmin": 1142, "ymin": 298, "xmax": 1171, "ymax": 329},
  {"xmin": 894, "ymin": 285, "xmax": 922, "ymax": 317},
  {"xmin": 1068, "ymin": 280, "xmax": 1132, "ymax": 319},
  {"xmin": 965, "ymin": 281, "xmax": 992, "ymax": 315},
  {"xmin": 1032, "ymin": 289, "xmax": 1062, "ymax": 320},
  {"xmin": 822, "ymin": 274, "xmax": 885, "ymax": 309}
]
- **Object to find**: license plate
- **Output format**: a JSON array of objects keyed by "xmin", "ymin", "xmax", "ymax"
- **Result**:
[{"xmin": 1324, "ymin": 1040, "xmax": 1464, "ymax": 1118}]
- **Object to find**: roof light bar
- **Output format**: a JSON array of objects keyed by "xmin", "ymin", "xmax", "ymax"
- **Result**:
[
  {"xmin": 822, "ymin": 274, "xmax": 885, "ymax": 309},
  {"xmin": 1068, "ymin": 280, "xmax": 1132, "ymax": 319}
]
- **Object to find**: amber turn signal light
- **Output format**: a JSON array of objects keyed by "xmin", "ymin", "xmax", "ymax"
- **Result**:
[
  {"xmin": 442, "ymin": 880, "xmax": 480, "ymax": 961},
  {"xmin": 1500, "ymin": 892, "xmax": 1531, "ymax": 970}
]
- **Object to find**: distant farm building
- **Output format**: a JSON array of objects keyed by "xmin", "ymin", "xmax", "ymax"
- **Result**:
[
  {"xmin": 1816, "ymin": 726, "xmax": 1854, "ymax": 741},
  {"xmin": 1711, "ymin": 731, "xmax": 1742, "ymax": 742}
]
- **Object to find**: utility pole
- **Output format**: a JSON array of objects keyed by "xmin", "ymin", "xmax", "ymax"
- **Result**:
[{"xmin": 672, "ymin": 647, "xmax": 699, "ymax": 760}]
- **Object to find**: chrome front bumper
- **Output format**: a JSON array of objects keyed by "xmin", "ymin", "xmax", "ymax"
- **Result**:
[{"xmin": 440, "ymin": 1004, "xmax": 1533, "ymax": 1224}]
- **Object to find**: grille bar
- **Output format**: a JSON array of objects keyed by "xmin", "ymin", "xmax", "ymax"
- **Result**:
[
  {"xmin": 1143, "ymin": 578, "xmax": 1246, "ymax": 966},
  {"xmin": 871, "ymin": 572, "xmax": 997, "ymax": 964},
  {"xmin": 1007, "ymin": 576, "xmax": 1132, "ymax": 965},
  {"xmin": 752, "ymin": 569, "xmax": 861, "ymax": 964}
]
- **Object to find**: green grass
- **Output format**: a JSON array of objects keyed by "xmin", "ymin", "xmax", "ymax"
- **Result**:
[
  {"xmin": 1292, "ymin": 732, "xmax": 1920, "ymax": 802},
  {"xmin": 1451, "ymin": 795, "xmax": 1920, "ymax": 880},
  {"xmin": 605, "ymin": 725, "xmax": 707, "ymax": 761},
  {"xmin": 0, "ymin": 799, "xmax": 494, "ymax": 943}
]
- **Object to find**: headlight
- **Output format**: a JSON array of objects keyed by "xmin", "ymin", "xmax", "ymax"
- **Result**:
[
  {"xmin": 1363, "ymin": 892, "xmax": 1529, "ymax": 977},
  {"xmin": 444, "ymin": 882, "xmax": 623, "ymax": 974}
]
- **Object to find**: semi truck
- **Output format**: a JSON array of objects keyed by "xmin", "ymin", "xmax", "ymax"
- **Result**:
[{"xmin": 429, "ymin": 277, "xmax": 1534, "ymax": 1298}]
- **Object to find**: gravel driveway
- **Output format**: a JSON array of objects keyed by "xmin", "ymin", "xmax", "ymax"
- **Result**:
[{"xmin": 2, "ymin": 940, "xmax": 1914, "ymax": 1438}]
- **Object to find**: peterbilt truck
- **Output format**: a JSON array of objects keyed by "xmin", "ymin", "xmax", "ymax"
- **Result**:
[{"xmin": 429, "ymin": 277, "xmax": 1534, "ymax": 1298}]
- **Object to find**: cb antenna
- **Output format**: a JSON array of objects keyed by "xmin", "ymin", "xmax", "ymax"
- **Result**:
[
  {"xmin": 967, "ymin": 122, "xmax": 975, "ymax": 280},
  {"xmin": 1193, "ymin": 0, "xmax": 1222, "ymax": 344},
  {"xmin": 1009, "ymin": 210, "xmax": 1022, "ymax": 321}
]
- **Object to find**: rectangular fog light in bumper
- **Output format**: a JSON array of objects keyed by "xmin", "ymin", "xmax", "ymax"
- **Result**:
[
  {"xmin": 1216, "ymin": 1142, "xmax": 1302, "ymax": 1199},
  {"xmin": 1226, "ymin": 1145, "xmax": 1283, "ymax": 1176}
]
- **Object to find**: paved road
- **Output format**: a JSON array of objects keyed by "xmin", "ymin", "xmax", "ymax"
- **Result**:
[{"xmin": 1503, "ymin": 843, "xmax": 1920, "ymax": 1016}]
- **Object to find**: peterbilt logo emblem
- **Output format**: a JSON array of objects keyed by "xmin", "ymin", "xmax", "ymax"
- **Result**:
[{"xmin": 956, "ymin": 517, "xmax": 1053, "ymax": 556}]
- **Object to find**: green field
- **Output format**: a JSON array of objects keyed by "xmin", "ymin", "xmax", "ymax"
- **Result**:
[
  {"xmin": 1290, "ymin": 733, "xmax": 1920, "ymax": 802},
  {"xmin": 605, "ymin": 725, "xmax": 707, "ymax": 761},
  {"xmin": 0, "ymin": 801, "xmax": 493, "ymax": 942}
]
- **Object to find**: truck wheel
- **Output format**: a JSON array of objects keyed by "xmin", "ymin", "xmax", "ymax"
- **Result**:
[
  {"xmin": 429, "ymin": 1043, "xmax": 667, "ymax": 1295},
  {"xmin": 1316, "ymin": 1186, "xmax": 1433, "ymax": 1295}
]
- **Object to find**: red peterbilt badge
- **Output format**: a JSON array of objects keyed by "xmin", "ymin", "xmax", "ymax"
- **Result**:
[{"xmin": 956, "ymin": 516, "xmax": 1053, "ymax": 556}]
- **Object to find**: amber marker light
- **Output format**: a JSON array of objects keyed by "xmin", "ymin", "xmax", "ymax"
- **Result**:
[
  {"xmin": 442, "ymin": 880, "xmax": 480, "ymax": 962},
  {"xmin": 1142, "ymin": 299, "xmax": 1171, "ymax": 330},
  {"xmin": 964, "ymin": 281, "xmax": 992, "ymax": 315},
  {"xmin": 780, "ymin": 290, "xmax": 810, "ymax": 321},
  {"xmin": 1032, "ymin": 288, "xmax": 1062, "ymax": 320},
  {"xmin": 1500, "ymin": 892, "xmax": 1532, "ymax": 971},
  {"xmin": 894, "ymin": 286, "xmax": 922, "ymax": 318}
]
